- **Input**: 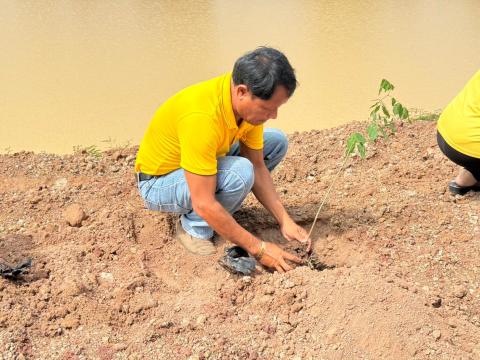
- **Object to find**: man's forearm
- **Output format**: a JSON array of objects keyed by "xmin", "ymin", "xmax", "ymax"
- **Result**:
[
  {"xmin": 194, "ymin": 200, "xmax": 261, "ymax": 255},
  {"xmin": 251, "ymin": 166, "xmax": 290, "ymax": 226}
]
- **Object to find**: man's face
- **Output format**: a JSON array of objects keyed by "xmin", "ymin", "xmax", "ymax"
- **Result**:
[{"xmin": 234, "ymin": 85, "xmax": 289, "ymax": 126}]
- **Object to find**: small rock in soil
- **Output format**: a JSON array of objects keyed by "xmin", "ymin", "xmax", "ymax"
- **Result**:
[{"xmin": 64, "ymin": 204, "xmax": 86, "ymax": 227}]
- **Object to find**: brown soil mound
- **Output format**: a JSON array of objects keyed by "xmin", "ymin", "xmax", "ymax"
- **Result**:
[{"xmin": 1, "ymin": 121, "xmax": 479, "ymax": 359}]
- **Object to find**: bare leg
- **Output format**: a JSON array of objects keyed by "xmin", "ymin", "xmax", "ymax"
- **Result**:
[{"xmin": 454, "ymin": 168, "xmax": 478, "ymax": 187}]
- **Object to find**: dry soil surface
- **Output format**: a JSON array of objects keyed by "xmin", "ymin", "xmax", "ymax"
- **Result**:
[{"xmin": 1, "ymin": 120, "xmax": 479, "ymax": 360}]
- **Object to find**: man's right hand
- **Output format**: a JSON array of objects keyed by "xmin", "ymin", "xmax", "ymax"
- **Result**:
[
  {"xmin": 258, "ymin": 242, "xmax": 303, "ymax": 272},
  {"xmin": 183, "ymin": 171, "xmax": 303, "ymax": 272}
]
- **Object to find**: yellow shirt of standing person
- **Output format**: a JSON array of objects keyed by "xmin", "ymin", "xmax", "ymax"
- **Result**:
[{"xmin": 437, "ymin": 70, "xmax": 480, "ymax": 158}]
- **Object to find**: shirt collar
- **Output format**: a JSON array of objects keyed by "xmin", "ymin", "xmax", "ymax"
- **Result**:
[{"xmin": 221, "ymin": 72, "xmax": 238, "ymax": 130}]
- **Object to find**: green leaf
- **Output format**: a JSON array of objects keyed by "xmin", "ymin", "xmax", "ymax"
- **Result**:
[
  {"xmin": 346, "ymin": 132, "xmax": 367, "ymax": 156},
  {"xmin": 355, "ymin": 132, "xmax": 366, "ymax": 144},
  {"xmin": 391, "ymin": 97, "xmax": 397, "ymax": 106},
  {"xmin": 401, "ymin": 107, "xmax": 409, "ymax": 120},
  {"xmin": 379, "ymin": 79, "xmax": 395, "ymax": 94},
  {"xmin": 381, "ymin": 104, "xmax": 390, "ymax": 118},
  {"xmin": 393, "ymin": 102, "xmax": 402, "ymax": 116},
  {"xmin": 370, "ymin": 104, "xmax": 380, "ymax": 116},
  {"xmin": 367, "ymin": 123, "xmax": 378, "ymax": 141},
  {"xmin": 357, "ymin": 143, "xmax": 366, "ymax": 158},
  {"xmin": 346, "ymin": 133, "xmax": 359, "ymax": 156}
]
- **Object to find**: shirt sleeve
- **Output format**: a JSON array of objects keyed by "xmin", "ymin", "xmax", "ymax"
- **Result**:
[
  {"xmin": 240, "ymin": 124, "xmax": 264, "ymax": 150},
  {"xmin": 177, "ymin": 114, "xmax": 220, "ymax": 175}
]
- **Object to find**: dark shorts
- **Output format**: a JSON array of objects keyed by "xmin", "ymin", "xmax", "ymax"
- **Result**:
[{"xmin": 437, "ymin": 131, "xmax": 480, "ymax": 181}]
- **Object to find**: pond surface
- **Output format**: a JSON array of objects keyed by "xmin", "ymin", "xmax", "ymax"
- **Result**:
[{"xmin": 1, "ymin": 0, "xmax": 479, "ymax": 153}]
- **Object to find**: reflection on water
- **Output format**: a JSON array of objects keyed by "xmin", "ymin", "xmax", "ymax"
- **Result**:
[{"xmin": 1, "ymin": 0, "xmax": 479, "ymax": 153}]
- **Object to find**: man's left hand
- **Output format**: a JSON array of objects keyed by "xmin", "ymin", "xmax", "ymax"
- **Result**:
[{"xmin": 281, "ymin": 218, "xmax": 312, "ymax": 252}]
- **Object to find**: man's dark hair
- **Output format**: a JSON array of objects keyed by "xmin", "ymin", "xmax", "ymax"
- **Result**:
[{"xmin": 232, "ymin": 47, "xmax": 297, "ymax": 100}]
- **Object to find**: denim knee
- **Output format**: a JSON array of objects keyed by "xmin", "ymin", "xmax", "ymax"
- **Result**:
[
  {"xmin": 217, "ymin": 156, "xmax": 254, "ymax": 196},
  {"xmin": 264, "ymin": 128, "xmax": 288, "ymax": 171},
  {"xmin": 269, "ymin": 128, "xmax": 288, "ymax": 158}
]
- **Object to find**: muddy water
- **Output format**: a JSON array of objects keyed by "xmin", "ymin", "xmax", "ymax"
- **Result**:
[{"xmin": 1, "ymin": 1, "xmax": 480, "ymax": 154}]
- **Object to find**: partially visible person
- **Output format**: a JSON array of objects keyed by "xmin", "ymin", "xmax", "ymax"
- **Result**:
[{"xmin": 437, "ymin": 70, "xmax": 480, "ymax": 195}]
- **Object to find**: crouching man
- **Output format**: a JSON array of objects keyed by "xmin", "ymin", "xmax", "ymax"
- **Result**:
[{"xmin": 135, "ymin": 47, "xmax": 311, "ymax": 272}]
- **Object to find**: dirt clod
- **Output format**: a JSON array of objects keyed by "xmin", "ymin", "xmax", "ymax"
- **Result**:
[{"xmin": 64, "ymin": 204, "xmax": 86, "ymax": 227}]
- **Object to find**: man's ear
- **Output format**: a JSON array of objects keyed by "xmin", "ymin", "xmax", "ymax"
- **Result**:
[{"xmin": 236, "ymin": 84, "xmax": 249, "ymax": 99}]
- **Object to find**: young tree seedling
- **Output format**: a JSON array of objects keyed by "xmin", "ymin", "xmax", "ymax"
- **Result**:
[{"xmin": 306, "ymin": 79, "xmax": 410, "ymax": 241}]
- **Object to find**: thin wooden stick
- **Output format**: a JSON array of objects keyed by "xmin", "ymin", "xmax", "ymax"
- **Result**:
[{"xmin": 307, "ymin": 154, "xmax": 351, "ymax": 239}]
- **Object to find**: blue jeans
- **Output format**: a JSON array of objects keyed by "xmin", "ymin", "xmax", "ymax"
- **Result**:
[{"xmin": 137, "ymin": 128, "xmax": 288, "ymax": 240}]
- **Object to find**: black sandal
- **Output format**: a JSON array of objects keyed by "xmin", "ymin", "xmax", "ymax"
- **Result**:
[{"xmin": 448, "ymin": 180, "xmax": 480, "ymax": 195}]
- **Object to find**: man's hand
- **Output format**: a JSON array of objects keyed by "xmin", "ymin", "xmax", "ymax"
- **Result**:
[
  {"xmin": 258, "ymin": 242, "xmax": 302, "ymax": 273},
  {"xmin": 239, "ymin": 145, "xmax": 312, "ymax": 253},
  {"xmin": 280, "ymin": 217, "xmax": 312, "ymax": 252}
]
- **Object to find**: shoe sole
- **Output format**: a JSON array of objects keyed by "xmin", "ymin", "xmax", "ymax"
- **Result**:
[{"xmin": 448, "ymin": 181, "xmax": 480, "ymax": 195}]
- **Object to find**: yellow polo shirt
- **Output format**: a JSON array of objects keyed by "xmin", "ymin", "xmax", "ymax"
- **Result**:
[
  {"xmin": 135, "ymin": 73, "xmax": 264, "ymax": 175},
  {"xmin": 437, "ymin": 70, "xmax": 480, "ymax": 158}
]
